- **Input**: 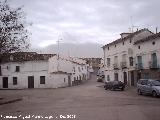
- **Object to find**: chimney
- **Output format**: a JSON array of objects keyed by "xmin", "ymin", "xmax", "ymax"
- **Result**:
[{"xmin": 120, "ymin": 33, "xmax": 131, "ymax": 39}]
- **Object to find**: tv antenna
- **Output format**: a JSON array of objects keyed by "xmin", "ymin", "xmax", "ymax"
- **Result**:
[{"xmin": 129, "ymin": 16, "xmax": 140, "ymax": 33}]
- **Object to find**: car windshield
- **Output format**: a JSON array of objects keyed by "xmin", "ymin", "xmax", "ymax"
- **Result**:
[{"xmin": 151, "ymin": 80, "xmax": 160, "ymax": 86}]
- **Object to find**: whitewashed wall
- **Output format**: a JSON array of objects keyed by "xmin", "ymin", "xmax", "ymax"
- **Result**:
[
  {"xmin": 49, "ymin": 55, "xmax": 89, "ymax": 83},
  {"xmin": 103, "ymin": 30, "xmax": 153, "ymax": 83},
  {"xmin": 134, "ymin": 37, "xmax": 160, "ymax": 69},
  {"xmin": 0, "ymin": 60, "xmax": 69, "ymax": 89}
]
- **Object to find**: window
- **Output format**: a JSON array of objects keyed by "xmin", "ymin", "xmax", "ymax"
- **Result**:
[
  {"xmin": 40, "ymin": 76, "xmax": 45, "ymax": 84},
  {"xmin": 64, "ymin": 78, "xmax": 66, "ymax": 82},
  {"xmin": 108, "ymin": 47, "xmax": 109, "ymax": 50},
  {"xmin": 114, "ymin": 73, "xmax": 118, "ymax": 81},
  {"xmin": 82, "ymin": 67, "xmax": 83, "ymax": 70},
  {"xmin": 130, "ymin": 39, "xmax": 132, "ymax": 43},
  {"xmin": 152, "ymin": 41, "xmax": 155, "ymax": 45},
  {"xmin": 137, "ymin": 56, "xmax": 143, "ymax": 69},
  {"xmin": 137, "ymin": 56, "xmax": 142, "ymax": 63},
  {"xmin": 115, "ymin": 45, "xmax": 116, "ymax": 47},
  {"xmin": 141, "ymin": 80, "xmax": 148, "ymax": 85},
  {"xmin": 129, "ymin": 57, "xmax": 133, "ymax": 66},
  {"xmin": 0, "ymin": 66, "xmax": 1, "ymax": 76},
  {"xmin": 13, "ymin": 77, "xmax": 17, "ymax": 85},
  {"xmin": 138, "ymin": 46, "xmax": 140, "ymax": 49},
  {"xmin": 73, "ymin": 67, "xmax": 75, "ymax": 72},
  {"xmin": 114, "ymin": 56, "xmax": 118, "ymax": 65},
  {"xmin": 123, "ymin": 42, "xmax": 124, "ymax": 45},
  {"xmin": 107, "ymin": 58, "xmax": 111, "ymax": 67},
  {"xmin": 107, "ymin": 75, "xmax": 110, "ymax": 81},
  {"xmin": 122, "ymin": 54, "xmax": 126, "ymax": 62},
  {"xmin": 78, "ymin": 67, "xmax": 81, "ymax": 72},
  {"xmin": 151, "ymin": 53, "xmax": 157, "ymax": 67},
  {"xmin": 15, "ymin": 66, "xmax": 20, "ymax": 72}
]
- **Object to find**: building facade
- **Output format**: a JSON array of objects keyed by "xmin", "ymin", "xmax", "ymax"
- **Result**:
[
  {"xmin": 81, "ymin": 58, "xmax": 102, "ymax": 74},
  {"xmin": 49, "ymin": 55, "xmax": 90, "ymax": 86},
  {"xmin": 102, "ymin": 28, "xmax": 160, "ymax": 86},
  {"xmin": 0, "ymin": 52, "xmax": 90, "ymax": 89}
]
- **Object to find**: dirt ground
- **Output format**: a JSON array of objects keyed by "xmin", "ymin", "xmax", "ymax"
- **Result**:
[{"xmin": 0, "ymin": 74, "xmax": 160, "ymax": 120}]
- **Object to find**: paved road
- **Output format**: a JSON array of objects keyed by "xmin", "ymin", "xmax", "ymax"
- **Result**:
[{"xmin": 0, "ymin": 74, "xmax": 160, "ymax": 120}]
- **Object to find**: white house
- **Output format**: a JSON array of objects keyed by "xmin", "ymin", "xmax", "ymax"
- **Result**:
[
  {"xmin": 0, "ymin": 52, "xmax": 90, "ymax": 89},
  {"xmin": 133, "ymin": 32, "xmax": 160, "ymax": 81},
  {"xmin": 49, "ymin": 55, "xmax": 90, "ymax": 86},
  {"xmin": 102, "ymin": 28, "xmax": 159, "ymax": 86}
]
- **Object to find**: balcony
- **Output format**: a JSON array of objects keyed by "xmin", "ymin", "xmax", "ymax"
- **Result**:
[
  {"xmin": 136, "ymin": 63, "xmax": 143, "ymax": 70},
  {"xmin": 120, "ymin": 62, "xmax": 127, "ymax": 69},
  {"xmin": 113, "ymin": 63, "xmax": 119, "ymax": 70},
  {"xmin": 149, "ymin": 61, "xmax": 159, "ymax": 69}
]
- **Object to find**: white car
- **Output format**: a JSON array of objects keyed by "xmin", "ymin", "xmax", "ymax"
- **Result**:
[{"xmin": 137, "ymin": 79, "xmax": 160, "ymax": 97}]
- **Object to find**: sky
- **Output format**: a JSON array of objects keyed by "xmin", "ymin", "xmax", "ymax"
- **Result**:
[{"xmin": 8, "ymin": 0, "xmax": 160, "ymax": 48}]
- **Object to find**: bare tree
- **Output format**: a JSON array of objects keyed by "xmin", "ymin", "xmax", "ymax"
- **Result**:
[{"xmin": 0, "ymin": 0, "xmax": 30, "ymax": 55}]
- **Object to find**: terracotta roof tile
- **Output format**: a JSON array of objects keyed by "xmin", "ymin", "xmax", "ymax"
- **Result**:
[{"xmin": 0, "ymin": 52, "xmax": 55, "ymax": 63}]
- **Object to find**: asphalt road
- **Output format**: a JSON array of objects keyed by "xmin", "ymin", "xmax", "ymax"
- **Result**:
[{"xmin": 0, "ymin": 74, "xmax": 160, "ymax": 120}]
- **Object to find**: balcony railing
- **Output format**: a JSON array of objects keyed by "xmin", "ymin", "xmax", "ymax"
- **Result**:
[
  {"xmin": 136, "ymin": 63, "xmax": 143, "ymax": 70},
  {"xmin": 149, "ymin": 61, "xmax": 158, "ymax": 69},
  {"xmin": 113, "ymin": 63, "xmax": 119, "ymax": 69},
  {"xmin": 120, "ymin": 62, "xmax": 127, "ymax": 69}
]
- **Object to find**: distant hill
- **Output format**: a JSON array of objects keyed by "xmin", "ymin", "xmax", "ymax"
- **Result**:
[{"xmin": 31, "ymin": 43, "xmax": 103, "ymax": 58}]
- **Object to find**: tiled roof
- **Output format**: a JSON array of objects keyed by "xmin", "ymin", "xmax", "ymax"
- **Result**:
[
  {"xmin": 134, "ymin": 32, "xmax": 160, "ymax": 44},
  {"xmin": 0, "ymin": 52, "xmax": 55, "ymax": 63},
  {"xmin": 102, "ymin": 28, "xmax": 153, "ymax": 48},
  {"xmin": 54, "ymin": 56, "xmax": 87, "ymax": 65}
]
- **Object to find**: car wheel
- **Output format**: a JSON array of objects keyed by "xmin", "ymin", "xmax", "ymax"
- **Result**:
[
  {"xmin": 108, "ymin": 87, "xmax": 112, "ymax": 90},
  {"xmin": 121, "ymin": 87, "xmax": 124, "ymax": 91},
  {"xmin": 138, "ymin": 89, "xmax": 142, "ymax": 95},
  {"xmin": 152, "ymin": 91, "xmax": 157, "ymax": 97},
  {"xmin": 111, "ymin": 87, "xmax": 115, "ymax": 91}
]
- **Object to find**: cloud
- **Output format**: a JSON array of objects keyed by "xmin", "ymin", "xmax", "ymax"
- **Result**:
[{"xmin": 8, "ymin": 0, "xmax": 160, "ymax": 48}]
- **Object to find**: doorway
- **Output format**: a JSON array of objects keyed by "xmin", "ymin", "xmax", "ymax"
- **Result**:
[
  {"xmin": 114, "ymin": 73, "xmax": 118, "ymax": 81},
  {"xmin": 131, "ymin": 71, "xmax": 134, "ymax": 86},
  {"xmin": 68, "ymin": 75, "xmax": 71, "ymax": 87},
  {"xmin": 137, "ymin": 72, "xmax": 141, "ymax": 80},
  {"xmin": 28, "ymin": 76, "xmax": 34, "ymax": 88},
  {"xmin": 3, "ymin": 77, "xmax": 8, "ymax": 88},
  {"xmin": 123, "ymin": 72, "xmax": 127, "ymax": 85}
]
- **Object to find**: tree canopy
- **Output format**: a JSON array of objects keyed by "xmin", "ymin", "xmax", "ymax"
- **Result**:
[{"xmin": 0, "ymin": 0, "xmax": 30, "ymax": 54}]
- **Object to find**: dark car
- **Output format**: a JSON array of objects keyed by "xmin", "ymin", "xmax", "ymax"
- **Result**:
[
  {"xmin": 104, "ymin": 81, "xmax": 125, "ymax": 91},
  {"xmin": 97, "ymin": 76, "xmax": 103, "ymax": 82}
]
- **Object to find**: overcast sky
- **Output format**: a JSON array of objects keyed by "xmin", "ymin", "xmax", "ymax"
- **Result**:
[{"xmin": 8, "ymin": 0, "xmax": 160, "ymax": 48}]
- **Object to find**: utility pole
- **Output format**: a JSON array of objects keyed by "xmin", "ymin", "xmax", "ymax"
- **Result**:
[{"xmin": 56, "ymin": 37, "xmax": 62, "ymax": 71}]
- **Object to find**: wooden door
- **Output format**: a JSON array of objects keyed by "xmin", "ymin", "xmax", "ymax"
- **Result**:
[
  {"xmin": 28, "ymin": 76, "xmax": 34, "ymax": 88},
  {"xmin": 3, "ymin": 77, "xmax": 8, "ymax": 88}
]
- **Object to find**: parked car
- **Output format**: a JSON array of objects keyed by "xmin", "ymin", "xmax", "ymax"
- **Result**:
[
  {"xmin": 97, "ymin": 76, "xmax": 103, "ymax": 82},
  {"xmin": 137, "ymin": 79, "xmax": 160, "ymax": 97},
  {"xmin": 104, "ymin": 81, "xmax": 125, "ymax": 91}
]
